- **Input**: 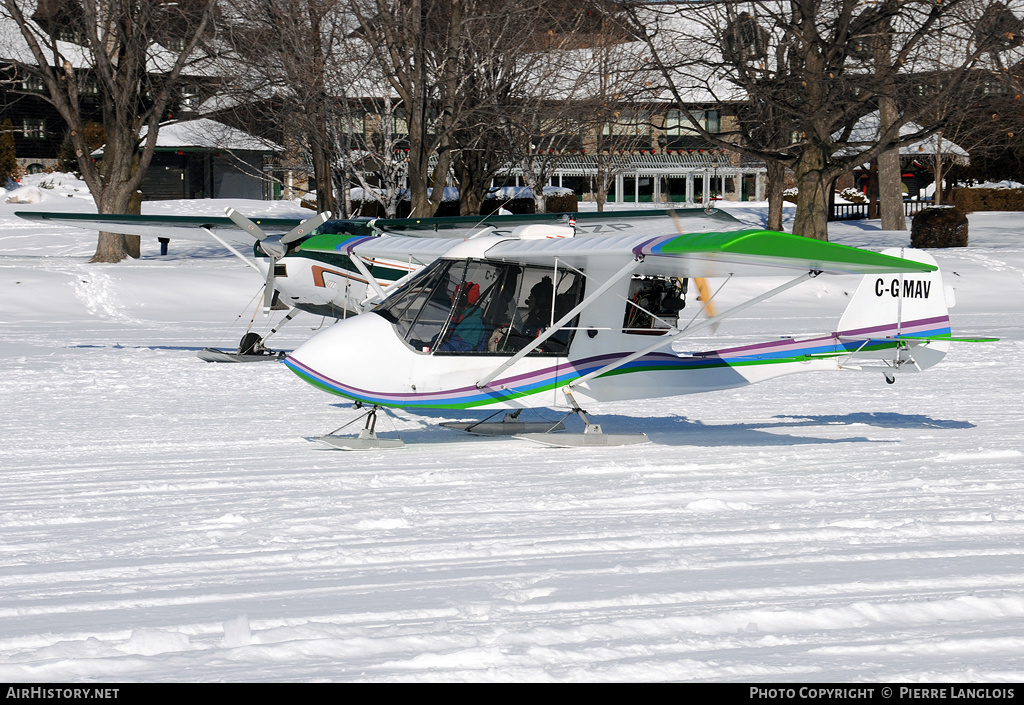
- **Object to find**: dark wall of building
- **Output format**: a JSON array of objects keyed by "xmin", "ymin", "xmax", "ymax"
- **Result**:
[{"xmin": 141, "ymin": 150, "xmax": 267, "ymax": 201}]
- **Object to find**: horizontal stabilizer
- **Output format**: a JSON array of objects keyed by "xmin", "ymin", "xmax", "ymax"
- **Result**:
[{"xmin": 897, "ymin": 334, "xmax": 1000, "ymax": 343}]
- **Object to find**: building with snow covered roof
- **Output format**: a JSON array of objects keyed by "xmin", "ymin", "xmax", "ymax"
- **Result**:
[{"xmin": 94, "ymin": 118, "xmax": 282, "ymax": 200}]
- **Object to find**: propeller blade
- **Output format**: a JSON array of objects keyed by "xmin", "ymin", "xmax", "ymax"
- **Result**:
[
  {"xmin": 693, "ymin": 277, "xmax": 718, "ymax": 320},
  {"xmin": 668, "ymin": 208, "xmax": 719, "ymax": 328},
  {"xmin": 281, "ymin": 211, "xmax": 331, "ymax": 245},
  {"xmin": 225, "ymin": 208, "xmax": 269, "ymax": 241}
]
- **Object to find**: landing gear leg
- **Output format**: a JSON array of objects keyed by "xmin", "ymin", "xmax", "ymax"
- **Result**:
[
  {"xmin": 238, "ymin": 309, "xmax": 301, "ymax": 355},
  {"xmin": 313, "ymin": 404, "xmax": 406, "ymax": 450},
  {"xmin": 516, "ymin": 389, "xmax": 650, "ymax": 447}
]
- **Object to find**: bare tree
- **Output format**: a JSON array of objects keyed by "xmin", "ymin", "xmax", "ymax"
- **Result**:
[
  {"xmin": 447, "ymin": 1, "xmax": 536, "ymax": 216},
  {"xmin": 339, "ymin": 95, "xmax": 408, "ymax": 218},
  {"xmin": 504, "ymin": 108, "xmax": 579, "ymax": 214},
  {"xmin": 571, "ymin": 25, "xmax": 657, "ymax": 212},
  {"xmin": 494, "ymin": 3, "xmax": 617, "ymax": 214},
  {"xmin": 220, "ymin": 0, "xmax": 357, "ymax": 215},
  {"xmin": 944, "ymin": 71, "xmax": 1024, "ymax": 191},
  {"xmin": 625, "ymin": 0, "xmax": 1024, "ymax": 240},
  {"xmin": 347, "ymin": 0, "xmax": 473, "ymax": 218},
  {"xmin": 1, "ymin": 0, "xmax": 218, "ymax": 261},
  {"xmin": 348, "ymin": 0, "xmax": 615, "ymax": 217}
]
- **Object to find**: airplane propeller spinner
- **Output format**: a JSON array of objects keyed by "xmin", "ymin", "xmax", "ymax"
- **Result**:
[{"xmin": 225, "ymin": 207, "xmax": 332, "ymax": 312}]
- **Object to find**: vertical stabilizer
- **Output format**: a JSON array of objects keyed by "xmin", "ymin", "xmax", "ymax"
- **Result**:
[{"xmin": 837, "ymin": 248, "xmax": 951, "ymax": 371}]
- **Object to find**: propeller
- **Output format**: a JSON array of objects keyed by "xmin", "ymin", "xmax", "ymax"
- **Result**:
[
  {"xmin": 226, "ymin": 208, "xmax": 332, "ymax": 312},
  {"xmin": 668, "ymin": 209, "xmax": 718, "ymax": 328}
]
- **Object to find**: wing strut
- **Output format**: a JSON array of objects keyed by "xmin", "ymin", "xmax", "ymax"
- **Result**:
[
  {"xmin": 201, "ymin": 227, "xmax": 262, "ymax": 274},
  {"xmin": 347, "ymin": 253, "xmax": 390, "ymax": 301},
  {"xmin": 475, "ymin": 257, "xmax": 645, "ymax": 390},
  {"xmin": 570, "ymin": 270, "xmax": 820, "ymax": 390}
]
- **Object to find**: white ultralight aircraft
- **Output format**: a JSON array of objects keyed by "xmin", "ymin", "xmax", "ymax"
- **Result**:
[
  {"xmin": 283, "ymin": 225, "xmax": 993, "ymax": 449},
  {"xmin": 18, "ymin": 208, "xmax": 991, "ymax": 449}
]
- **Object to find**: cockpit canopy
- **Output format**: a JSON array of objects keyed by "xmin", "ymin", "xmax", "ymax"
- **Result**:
[{"xmin": 374, "ymin": 258, "xmax": 585, "ymax": 355}]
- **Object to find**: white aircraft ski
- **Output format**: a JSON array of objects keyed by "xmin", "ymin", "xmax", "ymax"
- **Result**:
[
  {"xmin": 16, "ymin": 207, "xmax": 740, "ymax": 360},
  {"xmin": 285, "ymin": 225, "xmax": 994, "ymax": 449}
]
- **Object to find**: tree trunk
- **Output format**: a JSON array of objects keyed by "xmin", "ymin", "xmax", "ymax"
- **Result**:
[
  {"xmin": 90, "ymin": 182, "xmax": 138, "ymax": 263},
  {"xmin": 765, "ymin": 161, "xmax": 786, "ymax": 232},
  {"xmin": 459, "ymin": 187, "xmax": 485, "ymax": 216},
  {"xmin": 595, "ymin": 174, "xmax": 607, "ymax": 212},
  {"xmin": 792, "ymin": 147, "xmax": 830, "ymax": 241},
  {"xmin": 878, "ymin": 97, "xmax": 906, "ymax": 231},
  {"xmin": 310, "ymin": 137, "xmax": 337, "ymax": 215},
  {"xmin": 933, "ymin": 134, "xmax": 945, "ymax": 206},
  {"xmin": 454, "ymin": 154, "xmax": 488, "ymax": 216}
]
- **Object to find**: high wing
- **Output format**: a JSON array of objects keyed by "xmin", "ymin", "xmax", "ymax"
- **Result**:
[
  {"xmin": 12, "ymin": 211, "xmax": 325, "ymax": 243},
  {"xmin": 303, "ymin": 228, "xmax": 938, "ymax": 278},
  {"xmin": 14, "ymin": 206, "xmax": 739, "ymax": 245},
  {"xmin": 368, "ymin": 207, "xmax": 741, "ymax": 239},
  {"xmin": 299, "ymin": 232, "xmax": 457, "ymax": 262},
  {"xmin": 487, "ymin": 229, "xmax": 938, "ymax": 276}
]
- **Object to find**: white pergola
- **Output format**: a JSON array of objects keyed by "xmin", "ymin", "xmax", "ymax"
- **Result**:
[{"xmin": 501, "ymin": 151, "xmax": 767, "ymax": 204}]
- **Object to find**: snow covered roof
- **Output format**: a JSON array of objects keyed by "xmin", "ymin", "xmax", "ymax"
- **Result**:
[
  {"xmin": 92, "ymin": 119, "xmax": 281, "ymax": 157},
  {"xmin": 845, "ymin": 112, "xmax": 970, "ymax": 165},
  {"xmin": 143, "ymin": 119, "xmax": 281, "ymax": 153},
  {"xmin": 0, "ymin": 16, "xmax": 229, "ymax": 75}
]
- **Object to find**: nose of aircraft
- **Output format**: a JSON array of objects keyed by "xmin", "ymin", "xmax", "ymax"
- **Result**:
[{"xmin": 284, "ymin": 312, "xmax": 404, "ymax": 404}]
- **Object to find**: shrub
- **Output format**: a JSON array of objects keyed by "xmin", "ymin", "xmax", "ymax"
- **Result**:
[
  {"xmin": 0, "ymin": 119, "xmax": 21, "ymax": 184},
  {"xmin": 911, "ymin": 206, "xmax": 969, "ymax": 248},
  {"xmin": 839, "ymin": 187, "xmax": 867, "ymax": 203}
]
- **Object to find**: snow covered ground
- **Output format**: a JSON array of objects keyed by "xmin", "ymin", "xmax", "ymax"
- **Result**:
[{"xmin": 1, "ymin": 176, "xmax": 1022, "ymax": 682}]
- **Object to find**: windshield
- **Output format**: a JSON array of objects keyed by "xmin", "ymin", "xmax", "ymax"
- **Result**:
[{"xmin": 374, "ymin": 259, "xmax": 584, "ymax": 355}]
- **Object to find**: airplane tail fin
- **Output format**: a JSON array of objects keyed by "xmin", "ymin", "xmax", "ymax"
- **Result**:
[{"xmin": 836, "ymin": 248, "xmax": 953, "ymax": 375}]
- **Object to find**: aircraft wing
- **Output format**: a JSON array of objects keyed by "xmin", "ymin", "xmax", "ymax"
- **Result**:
[
  {"xmin": 16, "ymin": 207, "xmax": 742, "ymax": 247},
  {"xmin": 481, "ymin": 229, "xmax": 938, "ymax": 277},
  {"xmin": 370, "ymin": 207, "xmax": 742, "ymax": 239},
  {"xmin": 13, "ymin": 211, "xmax": 314, "ymax": 243},
  {"xmin": 302, "ymin": 228, "xmax": 937, "ymax": 278},
  {"xmin": 300, "ymin": 233, "xmax": 455, "ymax": 263}
]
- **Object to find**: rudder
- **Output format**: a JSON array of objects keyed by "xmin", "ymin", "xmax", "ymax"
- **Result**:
[{"xmin": 837, "ymin": 248, "xmax": 952, "ymax": 371}]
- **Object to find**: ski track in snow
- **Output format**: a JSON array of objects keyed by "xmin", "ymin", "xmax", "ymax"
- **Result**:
[{"xmin": 1, "ymin": 188, "xmax": 1023, "ymax": 681}]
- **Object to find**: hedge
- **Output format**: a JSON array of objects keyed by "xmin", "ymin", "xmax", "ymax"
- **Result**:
[{"xmin": 950, "ymin": 188, "xmax": 1024, "ymax": 213}]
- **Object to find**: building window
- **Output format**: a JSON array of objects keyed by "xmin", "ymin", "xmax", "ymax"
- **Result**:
[
  {"xmin": 21, "ymin": 76, "xmax": 45, "ymax": 93},
  {"xmin": 982, "ymin": 80, "xmax": 1009, "ymax": 95},
  {"xmin": 22, "ymin": 118, "xmax": 46, "ymax": 140},
  {"xmin": 603, "ymin": 111, "xmax": 650, "ymax": 137},
  {"xmin": 338, "ymin": 112, "xmax": 364, "ymax": 136},
  {"xmin": 706, "ymin": 110, "xmax": 721, "ymax": 133},
  {"xmin": 394, "ymin": 111, "xmax": 408, "ymax": 136},
  {"xmin": 162, "ymin": 37, "xmax": 187, "ymax": 52},
  {"xmin": 666, "ymin": 109, "xmax": 721, "ymax": 136},
  {"xmin": 179, "ymin": 86, "xmax": 200, "ymax": 111},
  {"xmin": 57, "ymin": 27, "xmax": 86, "ymax": 44}
]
